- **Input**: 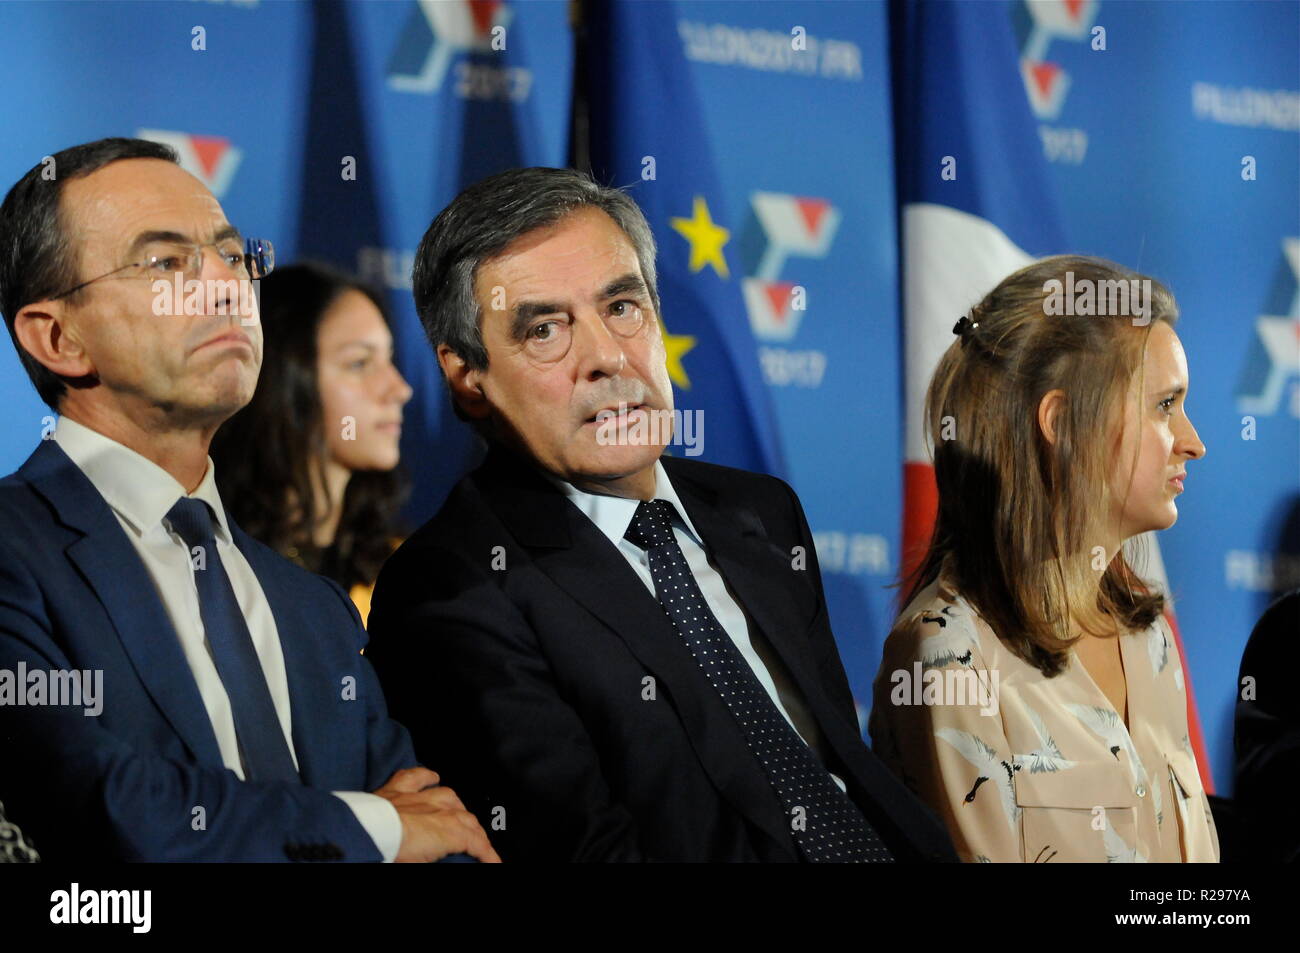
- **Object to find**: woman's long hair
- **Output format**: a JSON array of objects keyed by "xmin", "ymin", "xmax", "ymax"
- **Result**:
[
  {"xmin": 212, "ymin": 262, "xmax": 409, "ymax": 592},
  {"xmin": 901, "ymin": 255, "xmax": 1173, "ymax": 676}
]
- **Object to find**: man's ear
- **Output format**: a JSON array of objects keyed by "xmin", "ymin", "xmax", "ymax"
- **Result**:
[
  {"xmin": 437, "ymin": 344, "xmax": 490, "ymax": 419},
  {"xmin": 13, "ymin": 300, "xmax": 94, "ymax": 381},
  {"xmin": 1037, "ymin": 388, "xmax": 1065, "ymax": 446}
]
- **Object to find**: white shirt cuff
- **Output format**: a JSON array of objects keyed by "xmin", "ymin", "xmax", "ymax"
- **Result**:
[{"xmin": 333, "ymin": 791, "xmax": 402, "ymax": 862}]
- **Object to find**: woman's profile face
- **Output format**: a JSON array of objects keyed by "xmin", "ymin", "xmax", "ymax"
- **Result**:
[
  {"xmin": 316, "ymin": 289, "xmax": 413, "ymax": 472},
  {"xmin": 1109, "ymin": 321, "xmax": 1206, "ymax": 539}
]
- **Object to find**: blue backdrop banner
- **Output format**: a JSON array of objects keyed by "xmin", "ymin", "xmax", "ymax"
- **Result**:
[{"xmin": 0, "ymin": 0, "xmax": 1295, "ymax": 796}]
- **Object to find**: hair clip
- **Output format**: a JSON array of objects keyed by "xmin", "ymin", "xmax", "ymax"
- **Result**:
[{"xmin": 952, "ymin": 314, "xmax": 980, "ymax": 339}]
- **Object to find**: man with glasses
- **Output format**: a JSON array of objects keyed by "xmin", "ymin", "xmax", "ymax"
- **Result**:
[
  {"xmin": 366, "ymin": 167, "xmax": 957, "ymax": 863},
  {"xmin": 0, "ymin": 137, "xmax": 497, "ymax": 863}
]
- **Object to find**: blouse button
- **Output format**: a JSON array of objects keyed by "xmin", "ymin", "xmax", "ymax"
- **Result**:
[{"xmin": 1136, "ymin": 784, "xmax": 1147, "ymax": 797}]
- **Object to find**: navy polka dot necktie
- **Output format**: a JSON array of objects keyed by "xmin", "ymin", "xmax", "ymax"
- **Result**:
[
  {"xmin": 625, "ymin": 499, "xmax": 893, "ymax": 862},
  {"xmin": 166, "ymin": 497, "xmax": 300, "ymax": 783}
]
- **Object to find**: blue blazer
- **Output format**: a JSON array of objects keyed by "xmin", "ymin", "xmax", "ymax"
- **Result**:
[{"xmin": 0, "ymin": 439, "xmax": 417, "ymax": 861}]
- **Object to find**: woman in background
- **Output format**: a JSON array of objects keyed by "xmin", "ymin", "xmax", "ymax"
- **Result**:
[
  {"xmin": 870, "ymin": 255, "xmax": 1217, "ymax": 862},
  {"xmin": 213, "ymin": 262, "xmax": 413, "ymax": 625}
]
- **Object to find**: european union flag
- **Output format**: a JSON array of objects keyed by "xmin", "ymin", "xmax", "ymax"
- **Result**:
[{"xmin": 583, "ymin": 0, "xmax": 786, "ymax": 477}]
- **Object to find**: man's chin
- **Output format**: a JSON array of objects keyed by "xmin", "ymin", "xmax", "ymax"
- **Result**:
[
  {"xmin": 570, "ymin": 443, "xmax": 665, "ymax": 481},
  {"xmin": 181, "ymin": 379, "xmax": 256, "ymax": 425}
]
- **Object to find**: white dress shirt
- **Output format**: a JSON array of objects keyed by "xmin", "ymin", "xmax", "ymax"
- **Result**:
[
  {"xmin": 54, "ymin": 417, "xmax": 401, "ymax": 861},
  {"xmin": 552, "ymin": 459, "xmax": 846, "ymax": 791}
]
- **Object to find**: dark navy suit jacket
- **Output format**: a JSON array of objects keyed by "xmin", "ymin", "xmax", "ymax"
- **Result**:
[
  {"xmin": 368, "ymin": 447, "xmax": 957, "ymax": 862},
  {"xmin": 0, "ymin": 439, "xmax": 416, "ymax": 861}
]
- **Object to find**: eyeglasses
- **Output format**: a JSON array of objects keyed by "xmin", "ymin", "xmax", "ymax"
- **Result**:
[
  {"xmin": 523, "ymin": 301, "xmax": 648, "ymax": 364},
  {"xmin": 49, "ymin": 236, "xmax": 275, "ymax": 300}
]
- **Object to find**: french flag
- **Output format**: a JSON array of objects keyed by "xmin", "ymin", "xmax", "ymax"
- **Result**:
[{"xmin": 890, "ymin": 0, "xmax": 1213, "ymax": 791}]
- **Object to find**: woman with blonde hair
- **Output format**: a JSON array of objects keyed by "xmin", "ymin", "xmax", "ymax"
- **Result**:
[{"xmin": 870, "ymin": 255, "xmax": 1217, "ymax": 862}]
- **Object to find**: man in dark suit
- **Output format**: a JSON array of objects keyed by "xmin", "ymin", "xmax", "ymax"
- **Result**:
[
  {"xmin": 367, "ymin": 167, "xmax": 956, "ymax": 862},
  {"xmin": 0, "ymin": 138, "xmax": 497, "ymax": 863},
  {"xmin": 1234, "ymin": 588, "xmax": 1300, "ymax": 863}
]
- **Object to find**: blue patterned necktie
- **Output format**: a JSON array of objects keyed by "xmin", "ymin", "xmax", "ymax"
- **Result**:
[
  {"xmin": 166, "ymin": 498, "xmax": 300, "ymax": 783},
  {"xmin": 625, "ymin": 499, "xmax": 893, "ymax": 862}
]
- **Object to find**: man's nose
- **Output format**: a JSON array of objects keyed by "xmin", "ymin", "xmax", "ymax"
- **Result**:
[
  {"xmin": 198, "ymin": 246, "xmax": 243, "ymax": 313},
  {"xmin": 571, "ymin": 310, "xmax": 626, "ymax": 380}
]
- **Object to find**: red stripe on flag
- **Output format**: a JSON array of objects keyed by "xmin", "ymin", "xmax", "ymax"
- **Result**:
[
  {"xmin": 1164, "ymin": 609, "xmax": 1215, "ymax": 793},
  {"xmin": 901, "ymin": 461, "xmax": 938, "ymax": 587}
]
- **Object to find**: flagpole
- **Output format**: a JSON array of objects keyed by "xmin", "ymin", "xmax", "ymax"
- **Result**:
[{"xmin": 566, "ymin": 0, "xmax": 591, "ymax": 175}]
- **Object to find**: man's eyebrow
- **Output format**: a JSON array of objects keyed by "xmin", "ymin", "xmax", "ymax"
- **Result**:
[
  {"xmin": 505, "ymin": 273, "xmax": 650, "ymax": 341},
  {"xmin": 509, "ymin": 299, "xmax": 567, "ymax": 341},
  {"xmin": 125, "ymin": 224, "xmax": 243, "ymax": 257},
  {"xmin": 600, "ymin": 273, "xmax": 649, "ymax": 301}
]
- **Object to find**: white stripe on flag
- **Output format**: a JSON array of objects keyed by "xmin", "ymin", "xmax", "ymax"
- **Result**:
[{"xmin": 902, "ymin": 202, "xmax": 1034, "ymax": 464}]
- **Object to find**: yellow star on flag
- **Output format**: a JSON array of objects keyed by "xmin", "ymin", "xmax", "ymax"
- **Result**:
[
  {"xmin": 671, "ymin": 196, "xmax": 730, "ymax": 278},
  {"xmin": 660, "ymin": 322, "xmax": 696, "ymax": 390}
]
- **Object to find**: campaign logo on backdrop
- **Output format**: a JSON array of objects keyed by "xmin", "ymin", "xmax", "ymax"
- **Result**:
[
  {"xmin": 1015, "ymin": 0, "xmax": 1097, "ymax": 119},
  {"xmin": 1236, "ymin": 236, "xmax": 1300, "ymax": 418},
  {"xmin": 137, "ymin": 130, "xmax": 242, "ymax": 198},
  {"xmin": 1013, "ymin": 0, "xmax": 1098, "ymax": 163},
  {"xmin": 738, "ymin": 191, "xmax": 837, "ymax": 387},
  {"xmin": 743, "ymin": 192, "xmax": 841, "ymax": 341},
  {"xmin": 387, "ymin": 0, "xmax": 531, "ymax": 101}
]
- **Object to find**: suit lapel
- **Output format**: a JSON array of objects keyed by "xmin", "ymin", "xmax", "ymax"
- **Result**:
[
  {"xmin": 233, "ymin": 529, "xmax": 329, "ymax": 787},
  {"xmin": 667, "ymin": 462, "xmax": 877, "ymax": 799},
  {"xmin": 670, "ymin": 472, "xmax": 823, "ymax": 696},
  {"xmin": 23, "ymin": 440, "xmax": 225, "ymax": 769},
  {"xmin": 475, "ymin": 448, "xmax": 796, "ymax": 855}
]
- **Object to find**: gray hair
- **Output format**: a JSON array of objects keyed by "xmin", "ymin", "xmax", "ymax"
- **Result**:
[{"xmin": 412, "ymin": 167, "xmax": 660, "ymax": 373}]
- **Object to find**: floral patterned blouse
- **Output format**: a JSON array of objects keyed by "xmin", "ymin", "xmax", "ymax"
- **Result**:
[{"xmin": 869, "ymin": 577, "xmax": 1219, "ymax": 863}]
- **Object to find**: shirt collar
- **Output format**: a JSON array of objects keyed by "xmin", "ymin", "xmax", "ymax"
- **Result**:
[
  {"xmin": 53, "ymin": 416, "xmax": 233, "ymax": 542},
  {"xmin": 548, "ymin": 457, "xmax": 702, "ymax": 550}
]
